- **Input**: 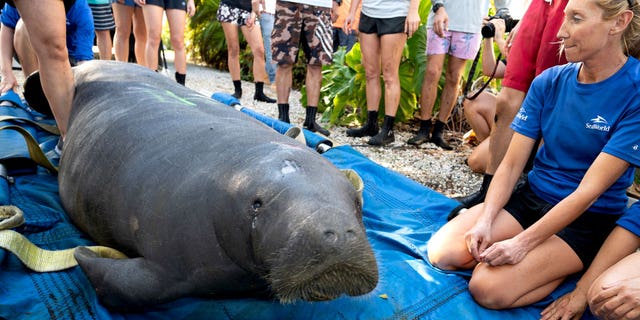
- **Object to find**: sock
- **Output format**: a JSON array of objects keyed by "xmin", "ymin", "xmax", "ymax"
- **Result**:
[{"xmin": 175, "ymin": 72, "xmax": 186, "ymax": 85}]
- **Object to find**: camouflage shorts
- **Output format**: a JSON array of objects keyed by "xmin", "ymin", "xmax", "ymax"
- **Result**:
[{"xmin": 272, "ymin": 1, "xmax": 333, "ymax": 66}]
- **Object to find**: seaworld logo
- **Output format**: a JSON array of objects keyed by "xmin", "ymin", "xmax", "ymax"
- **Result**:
[
  {"xmin": 515, "ymin": 108, "xmax": 528, "ymax": 121},
  {"xmin": 585, "ymin": 115, "xmax": 610, "ymax": 132}
]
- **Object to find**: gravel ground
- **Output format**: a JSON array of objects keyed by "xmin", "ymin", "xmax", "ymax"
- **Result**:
[{"xmin": 181, "ymin": 57, "xmax": 482, "ymax": 198}]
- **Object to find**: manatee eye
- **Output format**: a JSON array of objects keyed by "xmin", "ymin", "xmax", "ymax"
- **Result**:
[{"xmin": 252, "ymin": 200, "xmax": 262, "ymax": 212}]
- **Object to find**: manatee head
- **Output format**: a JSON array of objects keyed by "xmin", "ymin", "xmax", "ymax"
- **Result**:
[{"xmin": 214, "ymin": 142, "xmax": 378, "ymax": 302}]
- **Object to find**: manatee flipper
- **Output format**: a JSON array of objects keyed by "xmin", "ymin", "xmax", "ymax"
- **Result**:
[
  {"xmin": 23, "ymin": 71, "xmax": 53, "ymax": 117},
  {"xmin": 74, "ymin": 247, "xmax": 189, "ymax": 309}
]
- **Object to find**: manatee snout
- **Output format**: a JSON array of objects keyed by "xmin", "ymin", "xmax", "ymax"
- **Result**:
[{"xmin": 265, "ymin": 210, "xmax": 378, "ymax": 303}]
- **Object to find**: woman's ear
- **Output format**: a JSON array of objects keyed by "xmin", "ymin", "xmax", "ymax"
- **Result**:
[{"xmin": 613, "ymin": 9, "xmax": 634, "ymax": 34}]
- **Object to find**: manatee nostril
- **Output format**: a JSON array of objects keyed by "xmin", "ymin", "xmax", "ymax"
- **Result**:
[
  {"xmin": 345, "ymin": 230, "xmax": 357, "ymax": 241},
  {"xmin": 323, "ymin": 230, "xmax": 337, "ymax": 243}
]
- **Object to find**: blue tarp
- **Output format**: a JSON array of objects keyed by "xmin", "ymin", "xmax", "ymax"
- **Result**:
[{"xmin": 0, "ymin": 92, "xmax": 585, "ymax": 319}]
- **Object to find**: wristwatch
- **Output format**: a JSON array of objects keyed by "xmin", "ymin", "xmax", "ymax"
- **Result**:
[{"xmin": 432, "ymin": 2, "xmax": 444, "ymax": 13}]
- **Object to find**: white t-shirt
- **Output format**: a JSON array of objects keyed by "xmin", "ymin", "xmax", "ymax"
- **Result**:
[
  {"xmin": 280, "ymin": 0, "xmax": 332, "ymax": 8},
  {"xmin": 361, "ymin": 0, "xmax": 411, "ymax": 18}
]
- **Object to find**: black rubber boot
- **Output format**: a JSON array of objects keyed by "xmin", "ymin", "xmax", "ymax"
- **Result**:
[
  {"xmin": 447, "ymin": 174, "xmax": 493, "ymax": 220},
  {"xmin": 430, "ymin": 120, "xmax": 453, "ymax": 150},
  {"xmin": 347, "ymin": 110, "xmax": 379, "ymax": 137},
  {"xmin": 304, "ymin": 106, "xmax": 330, "ymax": 136},
  {"xmin": 368, "ymin": 115, "xmax": 395, "ymax": 146},
  {"xmin": 407, "ymin": 119, "xmax": 432, "ymax": 145},
  {"xmin": 175, "ymin": 72, "xmax": 186, "ymax": 86},
  {"xmin": 254, "ymin": 82, "xmax": 276, "ymax": 103},
  {"xmin": 232, "ymin": 80, "xmax": 242, "ymax": 99},
  {"xmin": 277, "ymin": 103, "xmax": 290, "ymax": 123}
]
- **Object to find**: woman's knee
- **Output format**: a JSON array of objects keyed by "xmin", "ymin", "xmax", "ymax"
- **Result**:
[
  {"xmin": 469, "ymin": 274, "xmax": 516, "ymax": 309},
  {"xmin": 170, "ymin": 35, "xmax": 185, "ymax": 51},
  {"xmin": 427, "ymin": 238, "xmax": 474, "ymax": 271}
]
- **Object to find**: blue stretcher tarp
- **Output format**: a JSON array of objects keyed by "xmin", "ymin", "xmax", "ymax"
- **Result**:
[{"xmin": 0, "ymin": 92, "xmax": 589, "ymax": 319}]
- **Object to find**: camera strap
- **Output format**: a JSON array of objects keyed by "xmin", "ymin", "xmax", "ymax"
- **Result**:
[{"xmin": 465, "ymin": 52, "xmax": 502, "ymax": 101}]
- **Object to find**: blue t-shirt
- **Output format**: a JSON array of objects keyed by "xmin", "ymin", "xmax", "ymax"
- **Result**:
[
  {"xmin": 1, "ymin": 0, "xmax": 94, "ymax": 62},
  {"xmin": 617, "ymin": 200, "xmax": 640, "ymax": 237},
  {"xmin": 511, "ymin": 58, "xmax": 640, "ymax": 214}
]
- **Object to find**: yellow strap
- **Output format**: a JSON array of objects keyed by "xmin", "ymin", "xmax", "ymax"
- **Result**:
[
  {"xmin": 0, "ymin": 125, "xmax": 58, "ymax": 173},
  {"xmin": 0, "ymin": 205, "xmax": 127, "ymax": 272},
  {"xmin": 0, "ymin": 115, "xmax": 60, "ymax": 135}
]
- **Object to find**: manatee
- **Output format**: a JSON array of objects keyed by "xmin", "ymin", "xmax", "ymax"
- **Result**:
[{"xmin": 54, "ymin": 61, "xmax": 378, "ymax": 308}]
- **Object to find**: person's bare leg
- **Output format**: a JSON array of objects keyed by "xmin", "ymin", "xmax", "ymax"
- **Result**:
[
  {"xmin": 360, "ymin": 33, "xmax": 381, "ymax": 114},
  {"xmin": 13, "ymin": 20, "xmax": 39, "ymax": 77},
  {"xmin": 346, "ymin": 32, "xmax": 381, "ymax": 137},
  {"xmin": 436, "ymin": 55, "xmax": 467, "ymax": 123},
  {"xmin": 14, "ymin": 0, "xmax": 73, "ymax": 137},
  {"xmin": 486, "ymin": 87, "xmax": 526, "ymax": 174},
  {"xmin": 112, "ymin": 2, "xmax": 134, "ymax": 62},
  {"xmin": 132, "ymin": 7, "xmax": 147, "ymax": 65},
  {"xmin": 467, "ymin": 138, "xmax": 490, "ymax": 173},
  {"xmin": 240, "ymin": 23, "xmax": 267, "ymax": 82},
  {"xmin": 221, "ymin": 23, "xmax": 241, "ymax": 80},
  {"xmin": 166, "ymin": 9, "xmax": 186, "ymax": 74},
  {"xmin": 379, "ymin": 32, "xmax": 406, "ymax": 118},
  {"xmin": 241, "ymin": 24, "xmax": 274, "ymax": 102},
  {"xmin": 469, "ymin": 236, "xmax": 582, "ymax": 309},
  {"xmin": 429, "ymin": 55, "xmax": 467, "ymax": 150},
  {"xmin": 366, "ymin": 31, "xmax": 406, "ymax": 146},
  {"xmin": 419, "ymin": 54, "xmax": 445, "ymax": 121},
  {"xmin": 96, "ymin": 29, "xmax": 113, "ymax": 60},
  {"xmin": 276, "ymin": 63, "xmax": 292, "ymax": 103},
  {"xmin": 141, "ymin": 4, "xmax": 163, "ymax": 70},
  {"xmin": 463, "ymin": 92, "xmax": 496, "ymax": 141},
  {"xmin": 407, "ymin": 54, "xmax": 444, "ymax": 145},
  {"xmin": 305, "ymin": 64, "xmax": 322, "ymax": 106}
]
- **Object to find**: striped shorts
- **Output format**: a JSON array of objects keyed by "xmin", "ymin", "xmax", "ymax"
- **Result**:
[{"xmin": 89, "ymin": 3, "xmax": 116, "ymax": 31}]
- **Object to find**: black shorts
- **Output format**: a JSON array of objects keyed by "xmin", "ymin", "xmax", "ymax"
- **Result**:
[
  {"xmin": 358, "ymin": 13, "xmax": 405, "ymax": 36},
  {"xmin": 503, "ymin": 180, "xmax": 621, "ymax": 267},
  {"xmin": 145, "ymin": 0, "xmax": 186, "ymax": 10}
]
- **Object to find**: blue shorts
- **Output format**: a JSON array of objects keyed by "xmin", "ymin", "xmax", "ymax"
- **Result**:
[
  {"xmin": 114, "ymin": 0, "xmax": 139, "ymax": 7},
  {"xmin": 503, "ymin": 180, "xmax": 621, "ymax": 267}
]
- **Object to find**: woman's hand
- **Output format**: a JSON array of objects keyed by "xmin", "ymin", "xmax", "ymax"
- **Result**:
[
  {"xmin": 0, "ymin": 71, "xmax": 18, "ymax": 94},
  {"xmin": 590, "ymin": 277, "xmax": 640, "ymax": 319},
  {"xmin": 343, "ymin": 13, "xmax": 354, "ymax": 35},
  {"xmin": 432, "ymin": 8, "xmax": 448, "ymax": 38},
  {"xmin": 404, "ymin": 10, "xmax": 420, "ymax": 38},
  {"xmin": 465, "ymin": 217, "xmax": 493, "ymax": 261},
  {"xmin": 479, "ymin": 235, "xmax": 531, "ymax": 266},
  {"xmin": 186, "ymin": 0, "xmax": 196, "ymax": 17},
  {"xmin": 540, "ymin": 288, "xmax": 588, "ymax": 320},
  {"xmin": 134, "ymin": 0, "xmax": 145, "ymax": 6}
]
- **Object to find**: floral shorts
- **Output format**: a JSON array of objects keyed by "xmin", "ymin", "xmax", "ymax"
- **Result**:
[
  {"xmin": 426, "ymin": 28, "xmax": 481, "ymax": 60},
  {"xmin": 217, "ymin": 2, "xmax": 253, "ymax": 26}
]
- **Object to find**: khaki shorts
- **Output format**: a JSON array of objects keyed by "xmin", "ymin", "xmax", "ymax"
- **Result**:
[{"xmin": 271, "ymin": 1, "xmax": 333, "ymax": 66}]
